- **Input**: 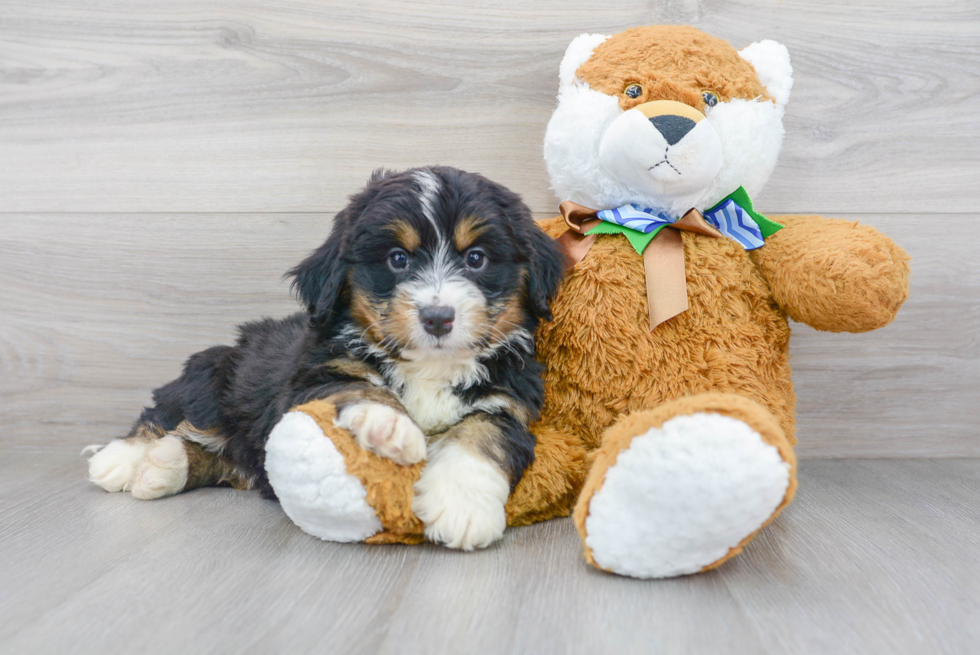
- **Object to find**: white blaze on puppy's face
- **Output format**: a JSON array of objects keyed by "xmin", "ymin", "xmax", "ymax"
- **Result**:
[
  {"xmin": 390, "ymin": 170, "xmax": 492, "ymax": 359},
  {"xmin": 397, "ymin": 245, "xmax": 488, "ymax": 357}
]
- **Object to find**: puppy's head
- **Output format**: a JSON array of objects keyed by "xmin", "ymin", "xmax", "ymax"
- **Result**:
[{"xmin": 289, "ymin": 167, "xmax": 565, "ymax": 360}]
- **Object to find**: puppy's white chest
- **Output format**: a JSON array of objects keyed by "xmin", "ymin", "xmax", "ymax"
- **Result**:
[{"xmin": 391, "ymin": 358, "xmax": 484, "ymax": 434}]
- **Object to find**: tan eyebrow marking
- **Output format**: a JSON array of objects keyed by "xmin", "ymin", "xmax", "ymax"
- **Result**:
[
  {"xmin": 389, "ymin": 219, "xmax": 421, "ymax": 251},
  {"xmin": 453, "ymin": 215, "xmax": 489, "ymax": 251}
]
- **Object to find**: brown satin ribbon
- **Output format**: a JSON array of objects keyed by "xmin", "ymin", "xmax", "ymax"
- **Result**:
[{"xmin": 557, "ymin": 200, "xmax": 724, "ymax": 330}]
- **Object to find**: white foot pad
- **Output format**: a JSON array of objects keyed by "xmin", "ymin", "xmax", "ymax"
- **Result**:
[
  {"xmin": 266, "ymin": 411, "xmax": 382, "ymax": 543},
  {"xmin": 87, "ymin": 436, "xmax": 188, "ymax": 500},
  {"xmin": 584, "ymin": 413, "xmax": 790, "ymax": 579}
]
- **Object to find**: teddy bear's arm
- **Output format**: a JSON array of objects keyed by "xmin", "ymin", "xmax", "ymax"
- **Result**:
[{"xmin": 749, "ymin": 215, "xmax": 910, "ymax": 333}]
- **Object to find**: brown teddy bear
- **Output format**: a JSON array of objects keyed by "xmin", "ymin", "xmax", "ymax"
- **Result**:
[{"xmin": 265, "ymin": 25, "xmax": 910, "ymax": 578}]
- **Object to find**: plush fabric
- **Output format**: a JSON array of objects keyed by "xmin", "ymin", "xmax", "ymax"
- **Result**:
[
  {"xmin": 575, "ymin": 26, "xmax": 772, "ymax": 110},
  {"xmin": 750, "ymin": 215, "xmax": 911, "ymax": 333}
]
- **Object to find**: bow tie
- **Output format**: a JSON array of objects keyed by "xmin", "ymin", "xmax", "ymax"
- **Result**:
[{"xmin": 556, "ymin": 187, "xmax": 783, "ymax": 330}]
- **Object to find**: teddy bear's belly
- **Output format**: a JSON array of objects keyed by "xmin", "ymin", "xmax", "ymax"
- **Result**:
[{"xmin": 536, "ymin": 230, "xmax": 795, "ymax": 452}]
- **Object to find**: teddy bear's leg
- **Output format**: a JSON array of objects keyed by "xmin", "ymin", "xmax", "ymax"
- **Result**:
[
  {"xmin": 573, "ymin": 392, "xmax": 797, "ymax": 579},
  {"xmin": 504, "ymin": 423, "xmax": 592, "ymax": 527},
  {"xmin": 265, "ymin": 400, "xmax": 425, "ymax": 545}
]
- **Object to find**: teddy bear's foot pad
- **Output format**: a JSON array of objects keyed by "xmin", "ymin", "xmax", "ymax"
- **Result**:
[
  {"xmin": 584, "ymin": 412, "xmax": 790, "ymax": 578},
  {"xmin": 266, "ymin": 411, "xmax": 382, "ymax": 542}
]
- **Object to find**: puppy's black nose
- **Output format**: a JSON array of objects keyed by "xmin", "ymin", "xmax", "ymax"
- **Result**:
[
  {"xmin": 420, "ymin": 305, "xmax": 455, "ymax": 337},
  {"xmin": 649, "ymin": 114, "xmax": 696, "ymax": 146}
]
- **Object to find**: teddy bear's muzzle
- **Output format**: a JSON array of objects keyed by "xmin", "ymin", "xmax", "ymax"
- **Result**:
[{"xmin": 598, "ymin": 99, "xmax": 723, "ymax": 201}]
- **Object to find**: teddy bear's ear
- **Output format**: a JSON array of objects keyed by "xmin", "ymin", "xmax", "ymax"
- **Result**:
[
  {"xmin": 738, "ymin": 40, "xmax": 794, "ymax": 107},
  {"xmin": 559, "ymin": 33, "xmax": 611, "ymax": 89}
]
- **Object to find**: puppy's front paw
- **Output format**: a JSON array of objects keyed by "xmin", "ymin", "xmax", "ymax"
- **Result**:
[
  {"xmin": 335, "ymin": 402, "xmax": 426, "ymax": 465},
  {"xmin": 412, "ymin": 442, "xmax": 509, "ymax": 550}
]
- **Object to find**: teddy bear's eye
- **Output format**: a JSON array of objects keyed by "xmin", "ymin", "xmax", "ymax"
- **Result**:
[
  {"xmin": 701, "ymin": 91, "xmax": 719, "ymax": 107},
  {"xmin": 624, "ymin": 84, "xmax": 643, "ymax": 99}
]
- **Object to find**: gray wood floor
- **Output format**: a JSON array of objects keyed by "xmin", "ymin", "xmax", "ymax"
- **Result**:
[{"xmin": 2, "ymin": 455, "xmax": 977, "ymax": 655}]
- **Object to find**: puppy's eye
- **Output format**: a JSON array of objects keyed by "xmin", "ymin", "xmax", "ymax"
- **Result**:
[
  {"xmin": 464, "ymin": 248, "xmax": 487, "ymax": 270},
  {"xmin": 387, "ymin": 248, "xmax": 409, "ymax": 272},
  {"xmin": 701, "ymin": 90, "xmax": 719, "ymax": 107},
  {"xmin": 624, "ymin": 84, "xmax": 643, "ymax": 99}
]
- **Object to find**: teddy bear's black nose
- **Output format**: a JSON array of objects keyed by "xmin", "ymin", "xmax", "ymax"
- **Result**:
[{"xmin": 649, "ymin": 115, "xmax": 696, "ymax": 146}]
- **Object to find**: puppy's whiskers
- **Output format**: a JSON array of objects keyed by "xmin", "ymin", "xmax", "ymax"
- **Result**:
[{"xmin": 357, "ymin": 317, "xmax": 406, "ymax": 357}]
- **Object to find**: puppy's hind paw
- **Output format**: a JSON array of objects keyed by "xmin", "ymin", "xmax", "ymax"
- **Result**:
[
  {"xmin": 129, "ymin": 436, "xmax": 189, "ymax": 500},
  {"xmin": 87, "ymin": 438, "xmax": 150, "ymax": 493},
  {"xmin": 335, "ymin": 402, "xmax": 427, "ymax": 466}
]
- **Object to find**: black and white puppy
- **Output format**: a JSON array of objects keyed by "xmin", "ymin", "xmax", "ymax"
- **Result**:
[{"xmin": 86, "ymin": 166, "xmax": 566, "ymax": 550}]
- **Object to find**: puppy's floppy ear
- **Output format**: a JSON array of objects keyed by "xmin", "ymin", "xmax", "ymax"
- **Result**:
[
  {"xmin": 523, "ymin": 221, "xmax": 567, "ymax": 322},
  {"xmin": 289, "ymin": 173, "xmax": 389, "ymax": 327},
  {"xmin": 492, "ymin": 184, "xmax": 567, "ymax": 322},
  {"xmin": 287, "ymin": 215, "xmax": 349, "ymax": 328}
]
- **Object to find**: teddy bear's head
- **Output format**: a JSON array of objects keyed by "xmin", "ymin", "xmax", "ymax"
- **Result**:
[{"xmin": 544, "ymin": 25, "xmax": 793, "ymax": 217}]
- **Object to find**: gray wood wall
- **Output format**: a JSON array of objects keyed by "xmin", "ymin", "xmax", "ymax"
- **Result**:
[{"xmin": 2, "ymin": 0, "xmax": 977, "ymax": 456}]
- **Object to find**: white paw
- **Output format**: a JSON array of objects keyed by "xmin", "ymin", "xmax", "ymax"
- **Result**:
[
  {"xmin": 129, "ymin": 436, "xmax": 189, "ymax": 500},
  {"xmin": 87, "ymin": 438, "xmax": 150, "ymax": 492},
  {"xmin": 412, "ymin": 441, "xmax": 509, "ymax": 550},
  {"xmin": 335, "ymin": 402, "xmax": 426, "ymax": 466},
  {"xmin": 584, "ymin": 413, "xmax": 791, "ymax": 579}
]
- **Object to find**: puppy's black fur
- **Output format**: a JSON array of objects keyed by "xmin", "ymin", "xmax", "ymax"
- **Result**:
[{"xmin": 121, "ymin": 167, "xmax": 565, "ymax": 499}]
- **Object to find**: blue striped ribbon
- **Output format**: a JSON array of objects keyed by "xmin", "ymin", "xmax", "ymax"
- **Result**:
[{"xmin": 596, "ymin": 199, "xmax": 766, "ymax": 250}]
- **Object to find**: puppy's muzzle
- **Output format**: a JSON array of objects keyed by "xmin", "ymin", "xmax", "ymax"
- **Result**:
[
  {"xmin": 420, "ymin": 305, "xmax": 455, "ymax": 337},
  {"xmin": 636, "ymin": 100, "xmax": 704, "ymax": 146}
]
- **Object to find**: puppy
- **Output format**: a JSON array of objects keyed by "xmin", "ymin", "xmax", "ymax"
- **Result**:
[{"xmin": 86, "ymin": 166, "xmax": 566, "ymax": 550}]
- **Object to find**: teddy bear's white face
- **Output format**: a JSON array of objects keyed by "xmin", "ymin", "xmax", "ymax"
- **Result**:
[{"xmin": 544, "ymin": 33, "xmax": 793, "ymax": 216}]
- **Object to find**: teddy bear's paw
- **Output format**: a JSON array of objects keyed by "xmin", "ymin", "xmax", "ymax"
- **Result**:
[
  {"xmin": 584, "ymin": 413, "xmax": 790, "ymax": 578},
  {"xmin": 412, "ymin": 442, "xmax": 509, "ymax": 551},
  {"xmin": 86, "ymin": 438, "xmax": 150, "ymax": 493},
  {"xmin": 266, "ymin": 410, "xmax": 383, "ymax": 543},
  {"xmin": 335, "ymin": 402, "xmax": 427, "ymax": 466}
]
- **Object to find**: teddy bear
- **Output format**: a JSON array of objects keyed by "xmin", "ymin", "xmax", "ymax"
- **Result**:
[{"xmin": 264, "ymin": 25, "xmax": 910, "ymax": 579}]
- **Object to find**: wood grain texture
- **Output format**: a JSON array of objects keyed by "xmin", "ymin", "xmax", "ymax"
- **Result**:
[
  {"xmin": 1, "ymin": 456, "xmax": 977, "ymax": 654},
  {"xmin": 0, "ymin": 0, "xmax": 977, "ymax": 214},
  {"xmin": 0, "ymin": 212, "xmax": 976, "ymax": 456}
]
